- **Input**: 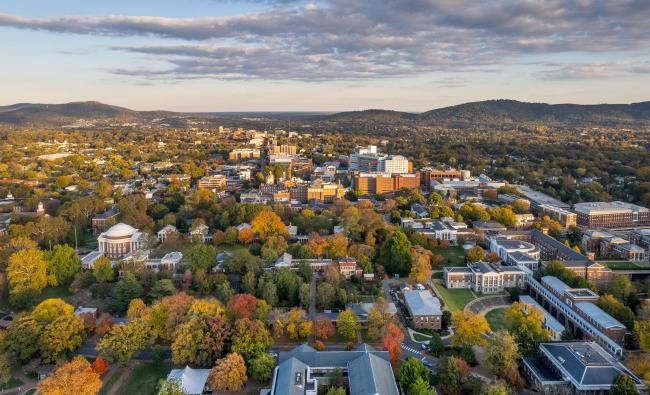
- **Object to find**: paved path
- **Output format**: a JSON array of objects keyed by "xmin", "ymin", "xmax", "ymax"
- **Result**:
[
  {"xmin": 464, "ymin": 295, "xmax": 511, "ymax": 315},
  {"xmin": 0, "ymin": 370, "xmax": 36, "ymax": 395},
  {"xmin": 104, "ymin": 363, "xmax": 133, "ymax": 395}
]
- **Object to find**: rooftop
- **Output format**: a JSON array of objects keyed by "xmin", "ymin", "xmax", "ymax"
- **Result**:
[
  {"xmin": 539, "ymin": 342, "xmax": 644, "ymax": 390},
  {"xmin": 574, "ymin": 201, "xmax": 649, "ymax": 215},
  {"xmin": 575, "ymin": 302, "xmax": 626, "ymax": 329},
  {"xmin": 403, "ymin": 290, "xmax": 442, "ymax": 316}
]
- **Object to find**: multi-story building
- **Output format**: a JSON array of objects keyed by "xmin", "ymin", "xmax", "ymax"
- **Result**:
[
  {"xmin": 91, "ymin": 207, "xmax": 119, "ymax": 235},
  {"xmin": 517, "ymin": 185, "xmax": 570, "ymax": 214},
  {"xmin": 630, "ymin": 228, "xmax": 650, "ymax": 251},
  {"xmin": 270, "ymin": 144, "xmax": 297, "ymax": 155},
  {"xmin": 531, "ymin": 229, "xmax": 613, "ymax": 287},
  {"xmin": 489, "ymin": 236, "xmax": 540, "ymax": 268},
  {"xmin": 266, "ymin": 344, "xmax": 399, "ymax": 395},
  {"xmin": 348, "ymin": 145, "xmax": 410, "ymax": 174},
  {"xmin": 97, "ymin": 223, "xmax": 143, "ymax": 260},
  {"xmin": 526, "ymin": 275, "xmax": 626, "ymax": 355},
  {"xmin": 403, "ymin": 290, "xmax": 443, "ymax": 329},
  {"xmin": 574, "ymin": 201, "xmax": 650, "ymax": 228},
  {"xmin": 443, "ymin": 262, "xmax": 526, "ymax": 294},
  {"xmin": 522, "ymin": 342, "xmax": 645, "ymax": 394},
  {"xmin": 229, "ymin": 148, "xmax": 261, "ymax": 161},
  {"xmin": 197, "ymin": 175, "xmax": 227, "ymax": 190},
  {"xmin": 420, "ymin": 168, "xmax": 466, "ymax": 188},
  {"xmin": 538, "ymin": 204, "xmax": 577, "ymax": 228},
  {"xmin": 353, "ymin": 172, "xmax": 420, "ymax": 195},
  {"xmin": 157, "ymin": 224, "xmax": 178, "ymax": 243},
  {"xmin": 338, "ymin": 257, "xmax": 362, "ymax": 279}
]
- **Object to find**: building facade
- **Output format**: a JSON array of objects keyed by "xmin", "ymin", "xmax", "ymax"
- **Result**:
[{"xmin": 574, "ymin": 201, "xmax": 650, "ymax": 228}]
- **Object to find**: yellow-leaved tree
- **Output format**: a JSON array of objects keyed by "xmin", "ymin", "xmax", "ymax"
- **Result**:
[{"xmin": 208, "ymin": 352, "xmax": 248, "ymax": 391}]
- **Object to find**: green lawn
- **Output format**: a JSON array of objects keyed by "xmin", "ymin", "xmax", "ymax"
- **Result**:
[
  {"xmin": 118, "ymin": 362, "xmax": 172, "ymax": 395},
  {"xmin": 432, "ymin": 246, "xmax": 466, "ymax": 267},
  {"xmin": 412, "ymin": 332, "xmax": 432, "ymax": 342},
  {"xmin": 33, "ymin": 285, "xmax": 74, "ymax": 306},
  {"xmin": 433, "ymin": 282, "xmax": 476, "ymax": 312},
  {"xmin": 99, "ymin": 366, "xmax": 127, "ymax": 395},
  {"xmin": 485, "ymin": 308, "xmax": 511, "ymax": 332},
  {"xmin": 0, "ymin": 377, "xmax": 23, "ymax": 390}
]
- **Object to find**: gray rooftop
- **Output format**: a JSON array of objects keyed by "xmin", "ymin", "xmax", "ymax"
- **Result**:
[
  {"xmin": 273, "ymin": 344, "xmax": 398, "ymax": 395},
  {"xmin": 575, "ymin": 302, "xmax": 626, "ymax": 330},
  {"xmin": 540, "ymin": 342, "xmax": 644, "ymax": 390},
  {"xmin": 532, "ymin": 230, "xmax": 592, "ymax": 264},
  {"xmin": 542, "ymin": 276, "xmax": 570, "ymax": 295},
  {"xmin": 403, "ymin": 290, "xmax": 442, "ymax": 316}
]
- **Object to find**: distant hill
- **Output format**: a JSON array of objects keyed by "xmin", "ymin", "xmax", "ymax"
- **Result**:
[
  {"xmin": 1, "ymin": 99, "xmax": 649, "ymax": 128},
  {"xmin": 317, "ymin": 99, "xmax": 650, "ymax": 127},
  {"xmin": 416, "ymin": 99, "xmax": 650, "ymax": 127},
  {"xmin": 0, "ymin": 101, "xmax": 181, "ymax": 127}
]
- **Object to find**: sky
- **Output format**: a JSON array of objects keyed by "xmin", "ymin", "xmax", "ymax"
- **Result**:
[{"xmin": 1, "ymin": 0, "xmax": 649, "ymax": 112}]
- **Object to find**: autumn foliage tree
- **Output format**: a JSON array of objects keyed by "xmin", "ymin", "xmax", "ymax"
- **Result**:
[
  {"xmin": 238, "ymin": 228, "xmax": 256, "ymax": 244},
  {"xmin": 450, "ymin": 311, "xmax": 489, "ymax": 348},
  {"xmin": 383, "ymin": 322, "xmax": 405, "ymax": 364},
  {"xmin": 251, "ymin": 211, "xmax": 287, "ymax": 241},
  {"xmin": 409, "ymin": 246, "xmax": 432, "ymax": 284},
  {"xmin": 7, "ymin": 248, "xmax": 48, "ymax": 307},
  {"xmin": 315, "ymin": 316, "xmax": 335, "ymax": 340},
  {"xmin": 92, "ymin": 357, "xmax": 109, "ymax": 375},
  {"xmin": 208, "ymin": 353, "xmax": 248, "ymax": 392},
  {"xmin": 227, "ymin": 293, "xmax": 259, "ymax": 320},
  {"xmin": 38, "ymin": 356, "xmax": 101, "ymax": 395}
]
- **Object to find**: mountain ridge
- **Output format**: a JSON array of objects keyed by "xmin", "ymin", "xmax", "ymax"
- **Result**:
[{"xmin": 1, "ymin": 99, "xmax": 649, "ymax": 128}]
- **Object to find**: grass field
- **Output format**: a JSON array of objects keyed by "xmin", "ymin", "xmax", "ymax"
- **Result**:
[
  {"xmin": 118, "ymin": 362, "xmax": 172, "ymax": 395},
  {"xmin": 33, "ymin": 285, "xmax": 74, "ymax": 306},
  {"xmin": 485, "ymin": 308, "xmax": 511, "ymax": 332},
  {"xmin": 432, "ymin": 246, "xmax": 466, "ymax": 267},
  {"xmin": 412, "ymin": 332, "xmax": 432, "ymax": 342},
  {"xmin": 433, "ymin": 282, "xmax": 476, "ymax": 312},
  {"xmin": 99, "ymin": 366, "xmax": 127, "ymax": 395},
  {"xmin": 0, "ymin": 377, "xmax": 23, "ymax": 391}
]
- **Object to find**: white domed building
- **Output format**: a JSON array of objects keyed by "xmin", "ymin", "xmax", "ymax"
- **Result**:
[{"xmin": 98, "ymin": 223, "xmax": 143, "ymax": 260}]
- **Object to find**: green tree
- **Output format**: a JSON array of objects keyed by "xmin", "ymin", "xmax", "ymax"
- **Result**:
[
  {"xmin": 110, "ymin": 272, "xmax": 143, "ymax": 312},
  {"xmin": 93, "ymin": 256, "xmax": 114, "ymax": 283},
  {"xmin": 484, "ymin": 382, "xmax": 509, "ymax": 395},
  {"xmin": 428, "ymin": 332, "xmax": 444, "ymax": 356},
  {"xmin": 97, "ymin": 321, "xmax": 149, "ymax": 364},
  {"xmin": 226, "ymin": 249, "xmax": 263, "ymax": 275},
  {"xmin": 2, "ymin": 314, "xmax": 41, "ymax": 363},
  {"xmin": 39, "ymin": 315, "xmax": 86, "ymax": 362},
  {"xmin": 158, "ymin": 378, "xmax": 187, "ymax": 395},
  {"xmin": 32, "ymin": 298, "xmax": 74, "ymax": 323},
  {"xmin": 172, "ymin": 316, "xmax": 219, "ymax": 367},
  {"xmin": 505, "ymin": 302, "xmax": 551, "ymax": 356},
  {"xmin": 610, "ymin": 274, "xmax": 633, "ymax": 300},
  {"xmin": 148, "ymin": 279, "xmax": 177, "ymax": 302},
  {"xmin": 598, "ymin": 294, "xmax": 635, "ymax": 329},
  {"xmin": 408, "ymin": 376, "xmax": 437, "ymax": 395},
  {"xmin": 485, "ymin": 330, "xmax": 520, "ymax": 374},
  {"xmin": 185, "ymin": 243, "xmax": 217, "ymax": 273},
  {"xmin": 0, "ymin": 353, "xmax": 11, "ymax": 386},
  {"xmin": 230, "ymin": 319, "xmax": 272, "ymax": 363},
  {"xmin": 336, "ymin": 309, "xmax": 360, "ymax": 340},
  {"xmin": 45, "ymin": 244, "xmax": 80, "ymax": 286},
  {"xmin": 400, "ymin": 357, "xmax": 428, "ymax": 393},
  {"xmin": 379, "ymin": 230, "xmax": 412, "ymax": 276},
  {"xmin": 248, "ymin": 352, "xmax": 276, "ymax": 382},
  {"xmin": 261, "ymin": 236, "xmax": 289, "ymax": 263},
  {"xmin": 610, "ymin": 374, "xmax": 639, "ymax": 395},
  {"xmin": 7, "ymin": 248, "xmax": 48, "ymax": 307}
]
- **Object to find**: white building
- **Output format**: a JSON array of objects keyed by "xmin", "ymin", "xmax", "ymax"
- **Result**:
[
  {"xmin": 157, "ymin": 224, "xmax": 178, "ymax": 243},
  {"xmin": 98, "ymin": 223, "xmax": 143, "ymax": 260},
  {"xmin": 348, "ymin": 145, "xmax": 409, "ymax": 174}
]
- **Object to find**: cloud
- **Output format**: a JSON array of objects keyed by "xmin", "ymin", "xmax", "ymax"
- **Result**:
[
  {"xmin": 539, "ymin": 60, "xmax": 650, "ymax": 80},
  {"xmin": 1, "ymin": 1, "xmax": 650, "ymax": 81}
]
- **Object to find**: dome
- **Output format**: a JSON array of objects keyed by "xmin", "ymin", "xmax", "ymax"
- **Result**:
[{"xmin": 103, "ymin": 222, "xmax": 137, "ymax": 238}]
